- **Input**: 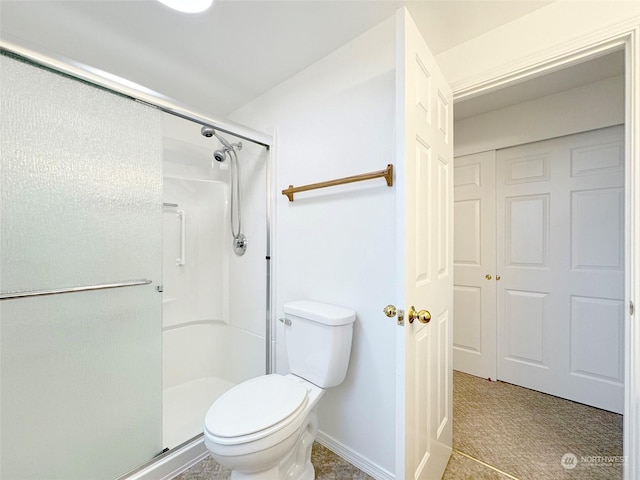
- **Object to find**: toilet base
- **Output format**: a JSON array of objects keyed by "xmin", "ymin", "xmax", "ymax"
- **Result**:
[
  {"xmin": 230, "ymin": 466, "xmax": 279, "ymax": 480},
  {"xmin": 281, "ymin": 410, "xmax": 317, "ymax": 480},
  {"xmin": 221, "ymin": 410, "xmax": 318, "ymax": 480}
]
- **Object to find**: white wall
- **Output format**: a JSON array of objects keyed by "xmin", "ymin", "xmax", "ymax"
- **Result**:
[
  {"xmin": 455, "ymin": 74, "xmax": 625, "ymax": 157},
  {"xmin": 231, "ymin": 17, "xmax": 397, "ymax": 477},
  {"xmin": 436, "ymin": 1, "xmax": 640, "ymax": 91}
]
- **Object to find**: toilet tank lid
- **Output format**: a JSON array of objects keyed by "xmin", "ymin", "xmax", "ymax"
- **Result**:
[{"xmin": 284, "ymin": 301, "xmax": 355, "ymax": 326}]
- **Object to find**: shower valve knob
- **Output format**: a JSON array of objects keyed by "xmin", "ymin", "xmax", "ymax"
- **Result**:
[{"xmin": 233, "ymin": 234, "xmax": 247, "ymax": 256}]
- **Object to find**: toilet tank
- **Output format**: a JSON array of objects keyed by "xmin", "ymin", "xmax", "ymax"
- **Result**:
[{"xmin": 283, "ymin": 301, "xmax": 355, "ymax": 388}]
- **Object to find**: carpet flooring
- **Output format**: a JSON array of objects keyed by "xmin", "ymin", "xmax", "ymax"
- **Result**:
[
  {"xmin": 176, "ymin": 371, "xmax": 623, "ymax": 479},
  {"xmin": 447, "ymin": 371, "xmax": 623, "ymax": 479}
]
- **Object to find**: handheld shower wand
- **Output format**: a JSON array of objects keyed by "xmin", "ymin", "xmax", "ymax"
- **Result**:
[{"xmin": 200, "ymin": 125, "xmax": 247, "ymax": 256}]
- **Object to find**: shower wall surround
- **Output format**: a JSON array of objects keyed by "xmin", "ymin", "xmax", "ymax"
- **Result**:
[
  {"xmin": 161, "ymin": 173, "xmax": 231, "ymax": 449},
  {"xmin": 161, "ymin": 115, "xmax": 268, "ymax": 450},
  {"xmin": 0, "ymin": 54, "xmax": 163, "ymax": 479}
]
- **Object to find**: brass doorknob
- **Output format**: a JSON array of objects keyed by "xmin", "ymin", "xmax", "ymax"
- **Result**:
[
  {"xmin": 485, "ymin": 274, "xmax": 492, "ymax": 280},
  {"xmin": 408, "ymin": 306, "xmax": 431, "ymax": 324},
  {"xmin": 383, "ymin": 305, "xmax": 397, "ymax": 318}
]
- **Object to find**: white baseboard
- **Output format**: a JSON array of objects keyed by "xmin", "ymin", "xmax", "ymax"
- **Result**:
[
  {"xmin": 316, "ymin": 431, "xmax": 395, "ymax": 480},
  {"xmin": 119, "ymin": 436, "xmax": 209, "ymax": 480}
]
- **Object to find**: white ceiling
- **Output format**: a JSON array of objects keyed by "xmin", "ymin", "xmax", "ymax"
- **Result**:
[
  {"xmin": 0, "ymin": 0, "xmax": 554, "ymax": 117},
  {"xmin": 455, "ymin": 49, "xmax": 626, "ymax": 120}
]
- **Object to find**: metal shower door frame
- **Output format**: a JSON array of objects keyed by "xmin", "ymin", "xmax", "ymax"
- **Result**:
[{"xmin": 0, "ymin": 39, "xmax": 276, "ymax": 480}]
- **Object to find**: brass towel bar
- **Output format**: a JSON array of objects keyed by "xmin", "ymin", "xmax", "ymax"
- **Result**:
[{"xmin": 282, "ymin": 164, "xmax": 393, "ymax": 202}]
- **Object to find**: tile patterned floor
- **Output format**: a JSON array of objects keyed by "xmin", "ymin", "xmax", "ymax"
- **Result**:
[
  {"xmin": 177, "ymin": 371, "xmax": 623, "ymax": 479},
  {"xmin": 173, "ymin": 443, "xmax": 372, "ymax": 480}
]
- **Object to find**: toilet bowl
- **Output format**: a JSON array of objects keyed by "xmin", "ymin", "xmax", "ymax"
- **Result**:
[
  {"xmin": 204, "ymin": 374, "xmax": 323, "ymax": 480},
  {"xmin": 203, "ymin": 301, "xmax": 356, "ymax": 480}
]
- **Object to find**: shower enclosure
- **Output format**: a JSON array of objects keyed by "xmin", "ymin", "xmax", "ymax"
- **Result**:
[
  {"xmin": 161, "ymin": 115, "xmax": 269, "ymax": 451},
  {"xmin": 0, "ymin": 48, "xmax": 272, "ymax": 480}
]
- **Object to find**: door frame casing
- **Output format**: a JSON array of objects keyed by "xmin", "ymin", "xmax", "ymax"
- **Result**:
[{"xmin": 452, "ymin": 23, "xmax": 640, "ymax": 480}]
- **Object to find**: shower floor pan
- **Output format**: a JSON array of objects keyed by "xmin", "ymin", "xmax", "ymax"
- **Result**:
[{"xmin": 163, "ymin": 376, "xmax": 235, "ymax": 450}]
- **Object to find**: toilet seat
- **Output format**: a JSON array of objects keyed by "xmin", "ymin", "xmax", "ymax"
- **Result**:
[{"xmin": 204, "ymin": 374, "xmax": 309, "ymax": 446}]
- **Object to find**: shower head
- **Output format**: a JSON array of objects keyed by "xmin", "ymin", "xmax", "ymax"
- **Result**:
[
  {"xmin": 213, "ymin": 149, "xmax": 227, "ymax": 162},
  {"xmin": 200, "ymin": 125, "xmax": 233, "ymax": 149},
  {"xmin": 200, "ymin": 125, "xmax": 216, "ymax": 138},
  {"xmin": 202, "ymin": 126, "xmax": 241, "ymax": 163}
]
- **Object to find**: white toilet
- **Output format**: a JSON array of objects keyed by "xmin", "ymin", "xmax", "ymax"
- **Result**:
[{"xmin": 203, "ymin": 300, "xmax": 356, "ymax": 480}]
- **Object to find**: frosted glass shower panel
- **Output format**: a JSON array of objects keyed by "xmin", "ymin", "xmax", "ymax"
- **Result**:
[
  {"xmin": 0, "ymin": 288, "xmax": 162, "ymax": 480},
  {"xmin": 0, "ymin": 54, "xmax": 163, "ymax": 479},
  {"xmin": 0, "ymin": 54, "xmax": 163, "ymax": 293}
]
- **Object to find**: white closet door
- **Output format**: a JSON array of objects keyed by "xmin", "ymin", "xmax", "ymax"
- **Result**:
[
  {"xmin": 496, "ymin": 125, "xmax": 624, "ymax": 413},
  {"xmin": 453, "ymin": 151, "xmax": 497, "ymax": 380}
]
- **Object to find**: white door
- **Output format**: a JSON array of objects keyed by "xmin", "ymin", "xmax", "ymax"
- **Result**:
[
  {"xmin": 453, "ymin": 151, "xmax": 497, "ymax": 380},
  {"xmin": 497, "ymin": 125, "xmax": 624, "ymax": 413},
  {"xmin": 395, "ymin": 8, "xmax": 453, "ymax": 479}
]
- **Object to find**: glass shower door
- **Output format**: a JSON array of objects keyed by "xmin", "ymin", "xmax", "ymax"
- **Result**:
[{"xmin": 0, "ymin": 53, "xmax": 163, "ymax": 479}]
